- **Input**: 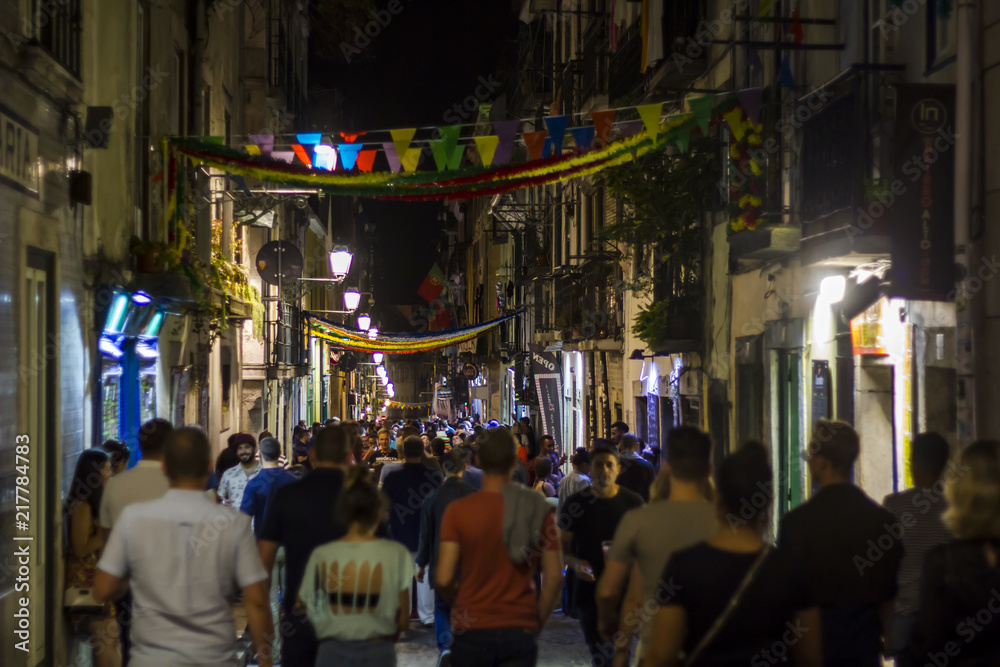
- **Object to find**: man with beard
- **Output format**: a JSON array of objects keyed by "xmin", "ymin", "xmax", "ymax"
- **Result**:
[
  {"xmin": 562, "ymin": 445, "xmax": 643, "ymax": 666},
  {"xmin": 218, "ymin": 435, "xmax": 261, "ymax": 509}
]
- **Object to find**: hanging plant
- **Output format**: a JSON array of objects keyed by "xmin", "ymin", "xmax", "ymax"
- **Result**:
[{"xmin": 726, "ymin": 114, "xmax": 765, "ymax": 233}]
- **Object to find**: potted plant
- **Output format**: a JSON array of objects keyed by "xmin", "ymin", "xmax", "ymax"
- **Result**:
[{"xmin": 130, "ymin": 237, "xmax": 162, "ymax": 274}]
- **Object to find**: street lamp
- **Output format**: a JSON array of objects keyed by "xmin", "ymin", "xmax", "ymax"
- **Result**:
[
  {"xmin": 328, "ymin": 246, "xmax": 353, "ymax": 279},
  {"xmin": 343, "ymin": 288, "xmax": 361, "ymax": 312},
  {"xmin": 356, "ymin": 313, "xmax": 371, "ymax": 330},
  {"xmin": 373, "ymin": 352, "xmax": 384, "ymax": 364}
]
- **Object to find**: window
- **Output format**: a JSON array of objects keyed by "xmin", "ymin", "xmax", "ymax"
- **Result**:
[
  {"xmin": 926, "ymin": 0, "xmax": 956, "ymax": 71},
  {"xmin": 30, "ymin": 0, "xmax": 81, "ymax": 76}
]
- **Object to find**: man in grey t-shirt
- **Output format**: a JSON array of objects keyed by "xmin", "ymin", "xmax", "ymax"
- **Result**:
[{"xmin": 595, "ymin": 427, "xmax": 717, "ymax": 666}]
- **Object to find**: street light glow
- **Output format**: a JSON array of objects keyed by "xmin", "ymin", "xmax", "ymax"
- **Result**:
[
  {"xmin": 373, "ymin": 352, "xmax": 384, "ymax": 364},
  {"xmin": 328, "ymin": 247, "xmax": 353, "ymax": 279},
  {"xmin": 357, "ymin": 313, "xmax": 371, "ymax": 330},
  {"xmin": 367, "ymin": 327, "xmax": 378, "ymax": 340},
  {"xmin": 343, "ymin": 288, "xmax": 361, "ymax": 311}
]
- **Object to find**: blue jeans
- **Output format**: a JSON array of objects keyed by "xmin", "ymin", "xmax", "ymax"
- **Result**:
[
  {"xmin": 435, "ymin": 592, "xmax": 453, "ymax": 652},
  {"xmin": 452, "ymin": 628, "xmax": 538, "ymax": 667}
]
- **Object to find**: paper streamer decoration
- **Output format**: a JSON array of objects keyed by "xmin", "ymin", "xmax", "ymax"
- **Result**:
[
  {"xmin": 571, "ymin": 126, "xmax": 595, "ymax": 151},
  {"xmin": 338, "ymin": 143, "xmax": 362, "ymax": 171},
  {"xmin": 382, "ymin": 141, "xmax": 402, "ymax": 173},
  {"xmin": 523, "ymin": 131, "xmax": 547, "ymax": 160},
  {"xmin": 636, "ymin": 103, "xmax": 663, "ymax": 141},
  {"xmin": 723, "ymin": 107, "xmax": 748, "ymax": 141},
  {"xmin": 544, "ymin": 115, "xmax": 570, "ymax": 155},
  {"xmin": 737, "ymin": 88, "xmax": 764, "ymax": 126},
  {"xmin": 306, "ymin": 310, "xmax": 523, "ymax": 354},
  {"xmin": 357, "ymin": 149, "xmax": 377, "ymax": 172},
  {"xmin": 687, "ymin": 95, "xmax": 715, "ymax": 136},
  {"xmin": 474, "ymin": 135, "xmax": 500, "ymax": 167},
  {"xmin": 390, "ymin": 128, "xmax": 416, "ymax": 160},
  {"xmin": 493, "ymin": 119, "xmax": 519, "ymax": 164}
]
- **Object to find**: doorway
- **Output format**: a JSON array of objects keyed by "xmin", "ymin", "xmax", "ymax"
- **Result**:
[{"xmin": 775, "ymin": 349, "xmax": 802, "ymax": 517}]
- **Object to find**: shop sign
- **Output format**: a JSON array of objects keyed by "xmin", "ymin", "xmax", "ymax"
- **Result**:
[
  {"xmin": 529, "ymin": 344, "xmax": 563, "ymax": 448},
  {"xmin": 889, "ymin": 84, "xmax": 955, "ymax": 301},
  {"xmin": 462, "ymin": 363, "xmax": 479, "ymax": 380},
  {"xmin": 851, "ymin": 298, "xmax": 888, "ymax": 355},
  {"xmin": 0, "ymin": 105, "xmax": 39, "ymax": 195}
]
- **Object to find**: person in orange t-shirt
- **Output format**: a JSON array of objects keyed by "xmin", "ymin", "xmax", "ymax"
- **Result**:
[{"xmin": 435, "ymin": 427, "xmax": 563, "ymax": 666}]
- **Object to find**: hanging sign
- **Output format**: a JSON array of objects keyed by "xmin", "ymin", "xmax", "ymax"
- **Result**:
[
  {"xmin": 462, "ymin": 363, "xmax": 479, "ymax": 380},
  {"xmin": 0, "ymin": 105, "xmax": 39, "ymax": 195},
  {"xmin": 530, "ymin": 344, "xmax": 564, "ymax": 447},
  {"xmin": 889, "ymin": 84, "xmax": 955, "ymax": 301}
]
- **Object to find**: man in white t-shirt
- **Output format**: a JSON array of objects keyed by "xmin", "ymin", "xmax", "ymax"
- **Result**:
[
  {"xmin": 98, "ymin": 417, "xmax": 173, "ymax": 666},
  {"xmin": 218, "ymin": 437, "xmax": 261, "ymax": 508},
  {"xmin": 94, "ymin": 426, "xmax": 274, "ymax": 667}
]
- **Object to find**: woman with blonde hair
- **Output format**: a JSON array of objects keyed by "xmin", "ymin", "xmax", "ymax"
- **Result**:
[{"xmin": 913, "ymin": 439, "xmax": 1000, "ymax": 666}]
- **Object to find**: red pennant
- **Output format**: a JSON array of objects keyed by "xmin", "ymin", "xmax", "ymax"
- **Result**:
[
  {"xmin": 522, "ymin": 131, "xmax": 548, "ymax": 160},
  {"xmin": 357, "ymin": 149, "xmax": 377, "ymax": 173},
  {"xmin": 291, "ymin": 144, "xmax": 313, "ymax": 167},
  {"xmin": 340, "ymin": 131, "xmax": 366, "ymax": 143},
  {"xmin": 591, "ymin": 110, "xmax": 617, "ymax": 147}
]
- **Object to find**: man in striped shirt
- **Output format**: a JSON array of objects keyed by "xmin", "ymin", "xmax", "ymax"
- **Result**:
[{"xmin": 882, "ymin": 432, "xmax": 955, "ymax": 666}]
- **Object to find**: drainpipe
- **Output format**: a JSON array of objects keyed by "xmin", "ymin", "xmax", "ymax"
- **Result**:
[{"xmin": 954, "ymin": 0, "xmax": 976, "ymax": 445}]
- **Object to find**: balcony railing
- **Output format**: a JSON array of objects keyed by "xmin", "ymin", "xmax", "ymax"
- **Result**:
[
  {"xmin": 609, "ymin": 21, "xmax": 643, "ymax": 103},
  {"xmin": 30, "ymin": 0, "xmax": 81, "ymax": 77},
  {"xmin": 802, "ymin": 92, "xmax": 861, "ymax": 223}
]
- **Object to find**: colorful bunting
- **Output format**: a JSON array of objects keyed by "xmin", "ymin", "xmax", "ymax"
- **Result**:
[
  {"xmin": 522, "ymin": 131, "xmax": 547, "ymax": 160},
  {"xmin": 591, "ymin": 109, "xmax": 617, "ymax": 146},
  {"xmin": 543, "ymin": 115, "xmax": 570, "ymax": 155},
  {"xmin": 636, "ymin": 103, "xmax": 663, "ymax": 141},
  {"xmin": 382, "ymin": 141, "xmax": 402, "ymax": 173},
  {"xmin": 338, "ymin": 142, "xmax": 363, "ymax": 170},
  {"xmin": 736, "ymin": 88, "xmax": 764, "ymax": 126},
  {"xmin": 687, "ymin": 95, "xmax": 714, "ymax": 136},
  {"xmin": 571, "ymin": 126, "xmax": 596, "ymax": 151},
  {"xmin": 357, "ymin": 149, "xmax": 378, "ymax": 173},
  {"xmin": 291, "ymin": 144, "xmax": 313, "ymax": 167},
  {"xmin": 401, "ymin": 147, "xmax": 422, "ymax": 173},
  {"xmin": 779, "ymin": 57, "xmax": 796, "ymax": 88},
  {"xmin": 493, "ymin": 120, "xmax": 520, "ymax": 164},
  {"xmin": 390, "ymin": 128, "xmax": 417, "ymax": 160},
  {"xmin": 723, "ymin": 107, "xmax": 748, "ymax": 141},
  {"xmin": 618, "ymin": 120, "xmax": 643, "ymax": 138},
  {"xmin": 306, "ymin": 310, "xmax": 523, "ymax": 354},
  {"xmin": 474, "ymin": 135, "xmax": 500, "ymax": 167},
  {"xmin": 674, "ymin": 126, "xmax": 691, "ymax": 153},
  {"xmin": 249, "ymin": 134, "xmax": 274, "ymax": 156}
]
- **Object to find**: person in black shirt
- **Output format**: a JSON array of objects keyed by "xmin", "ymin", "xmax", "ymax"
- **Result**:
[
  {"xmin": 416, "ymin": 448, "xmax": 475, "ymax": 662},
  {"xmin": 645, "ymin": 441, "xmax": 822, "ymax": 667},
  {"xmin": 562, "ymin": 444, "xmax": 643, "ymax": 666},
  {"xmin": 778, "ymin": 420, "xmax": 903, "ymax": 667},
  {"xmin": 365, "ymin": 427, "xmax": 399, "ymax": 480},
  {"xmin": 258, "ymin": 425, "xmax": 350, "ymax": 667},
  {"xmin": 617, "ymin": 433, "xmax": 656, "ymax": 501}
]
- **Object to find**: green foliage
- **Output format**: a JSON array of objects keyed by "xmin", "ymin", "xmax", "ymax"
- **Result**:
[{"xmin": 632, "ymin": 299, "xmax": 673, "ymax": 349}]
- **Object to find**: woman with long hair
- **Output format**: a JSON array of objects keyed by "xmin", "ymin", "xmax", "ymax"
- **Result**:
[
  {"xmin": 533, "ymin": 457, "xmax": 556, "ymax": 498},
  {"xmin": 642, "ymin": 442, "xmax": 821, "ymax": 666},
  {"xmin": 65, "ymin": 448, "xmax": 120, "ymax": 667},
  {"xmin": 912, "ymin": 440, "xmax": 1000, "ymax": 666},
  {"xmin": 299, "ymin": 467, "xmax": 412, "ymax": 666}
]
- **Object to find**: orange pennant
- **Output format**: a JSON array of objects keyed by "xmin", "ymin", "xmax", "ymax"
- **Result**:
[
  {"xmin": 522, "ymin": 131, "xmax": 547, "ymax": 160},
  {"xmin": 591, "ymin": 110, "xmax": 617, "ymax": 147}
]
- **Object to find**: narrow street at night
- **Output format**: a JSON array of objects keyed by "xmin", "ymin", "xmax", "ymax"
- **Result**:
[{"xmin": 3, "ymin": 1, "xmax": 1000, "ymax": 667}]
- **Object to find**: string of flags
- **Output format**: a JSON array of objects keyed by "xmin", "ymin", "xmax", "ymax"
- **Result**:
[
  {"xmin": 305, "ymin": 310, "xmax": 523, "ymax": 354},
  {"xmin": 166, "ymin": 90, "xmax": 771, "ymax": 230}
]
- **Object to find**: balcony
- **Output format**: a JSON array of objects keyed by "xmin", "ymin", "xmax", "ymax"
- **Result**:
[
  {"xmin": 648, "ymin": 0, "xmax": 710, "ymax": 95},
  {"xmin": 609, "ymin": 21, "xmax": 644, "ymax": 103},
  {"xmin": 580, "ymin": 18, "xmax": 609, "ymax": 108},
  {"xmin": 30, "ymin": 0, "xmax": 82, "ymax": 78}
]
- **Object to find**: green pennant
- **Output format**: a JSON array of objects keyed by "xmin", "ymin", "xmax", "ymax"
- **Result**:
[
  {"xmin": 675, "ymin": 126, "xmax": 692, "ymax": 153},
  {"xmin": 429, "ymin": 139, "xmax": 448, "ymax": 171},
  {"xmin": 687, "ymin": 95, "xmax": 715, "ymax": 136}
]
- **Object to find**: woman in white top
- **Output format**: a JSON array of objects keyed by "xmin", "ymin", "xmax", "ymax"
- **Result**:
[{"xmin": 299, "ymin": 467, "xmax": 412, "ymax": 666}]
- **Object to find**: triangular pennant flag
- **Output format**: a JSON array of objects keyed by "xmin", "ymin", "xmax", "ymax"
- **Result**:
[
  {"xmin": 447, "ymin": 144, "xmax": 463, "ymax": 170},
  {"xmin": 687, "ymin": 95, "xmax": 715, "ymax": 136},
  {"xmin": 522, "ymin": 131, "xmax": 547, "ymax": 160},
  {"xmin": 357, "ymin": 149, "xmax": 377, "ymax": 173},
  {"xmin": 382, "ymin": 141, "xmax": 402, "ymax": 173},
  {"xmin": 591, "ymin": 109, "xmax": 617, "ymax": 146},
  {"xmin": 779, "ymin": 56, "xmax": 796, "ymax": 88},
  {"xmin": 618, "ymin": 120, "xmax": 644, "ymax": 138},
  {"xmin": 736, "ymin": 88, "xmax": 764, "ymax": 126},
  {"xmin": 296, "ymin": 133, "xmax": 323, "ymax": 145},
  {"xmin": 474, "ymin": 136, "xmax": 499, "ymax": 167},
  {"xmin": 493, "ymin": 120, "xmax": 519, "ymax": 164},
  {"xmin": 401, "ymin": 147, "xmax": 421, "ymax": 173},
  {"xmin": 723, "ymin": 107, "xmax": 748, "ymax": 141},
  {"xmin": 542, "ymin": 137, "xmax": 553, "ymax": 158},
  {"xmin": 244, "ymin": 145, "xmax": 261, "ymax": 156},
  {"xmin": 249, "ymin": 134, "xmax": 274, "ymax": 156},
  {"xmin": 438, "ymin": 125, "xmax": 461, "ymax": 156},
  {"xmin": 291, "ymin": 144, "xmax": 313, "ymax": 167},
  {"xmin": 270, "ymin": 151, "xmax": 295, "ymax": 164},
  {"xmin": 636, "ymin": 103, "xmax": 663, "ymax": 140},
  {"xmin": 204, "ymin": 136, "xmax": 225, "ymax": 145},
  {"xmin": 339, "ymin": 131, "xmax": 365, "ymax": 143},
  {"xmin": 429, "ymin": 139, "xmax": 449, "ymax": 171},
  {"xmin": 390, "ymin": 128, "xmax": 416, "ymax": 160},
  {"xmin": 674, "ymin": 126, "xmax": 692, "ymax": 153},
  {"xmin": 338, "ymin": 143, "xmax": 363, "ymax": 170},
  {"xmin": 543, "ymin": 115, "xmax": 570, "ymax": 155},
  {"xmin": 571, "ymin": 126, "xmax": 596, "ymax": 151},
  {"xmin": 313, "ymin": 145, "xmax": 337, "ymax": 171},
  {"xmin": 788, "ymin": 9, "xmax": 805, "ymax": 42}
]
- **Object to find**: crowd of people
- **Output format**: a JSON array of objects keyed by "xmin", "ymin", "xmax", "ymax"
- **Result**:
[{"xmin": 61, "ymin": 413, "xmax": 1000, "ymax": 666}]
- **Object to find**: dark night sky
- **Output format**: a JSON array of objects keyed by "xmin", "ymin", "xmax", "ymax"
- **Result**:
[{"xmin": 313, "ymin": 0, "xmax": 520, "ymax": 308}]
